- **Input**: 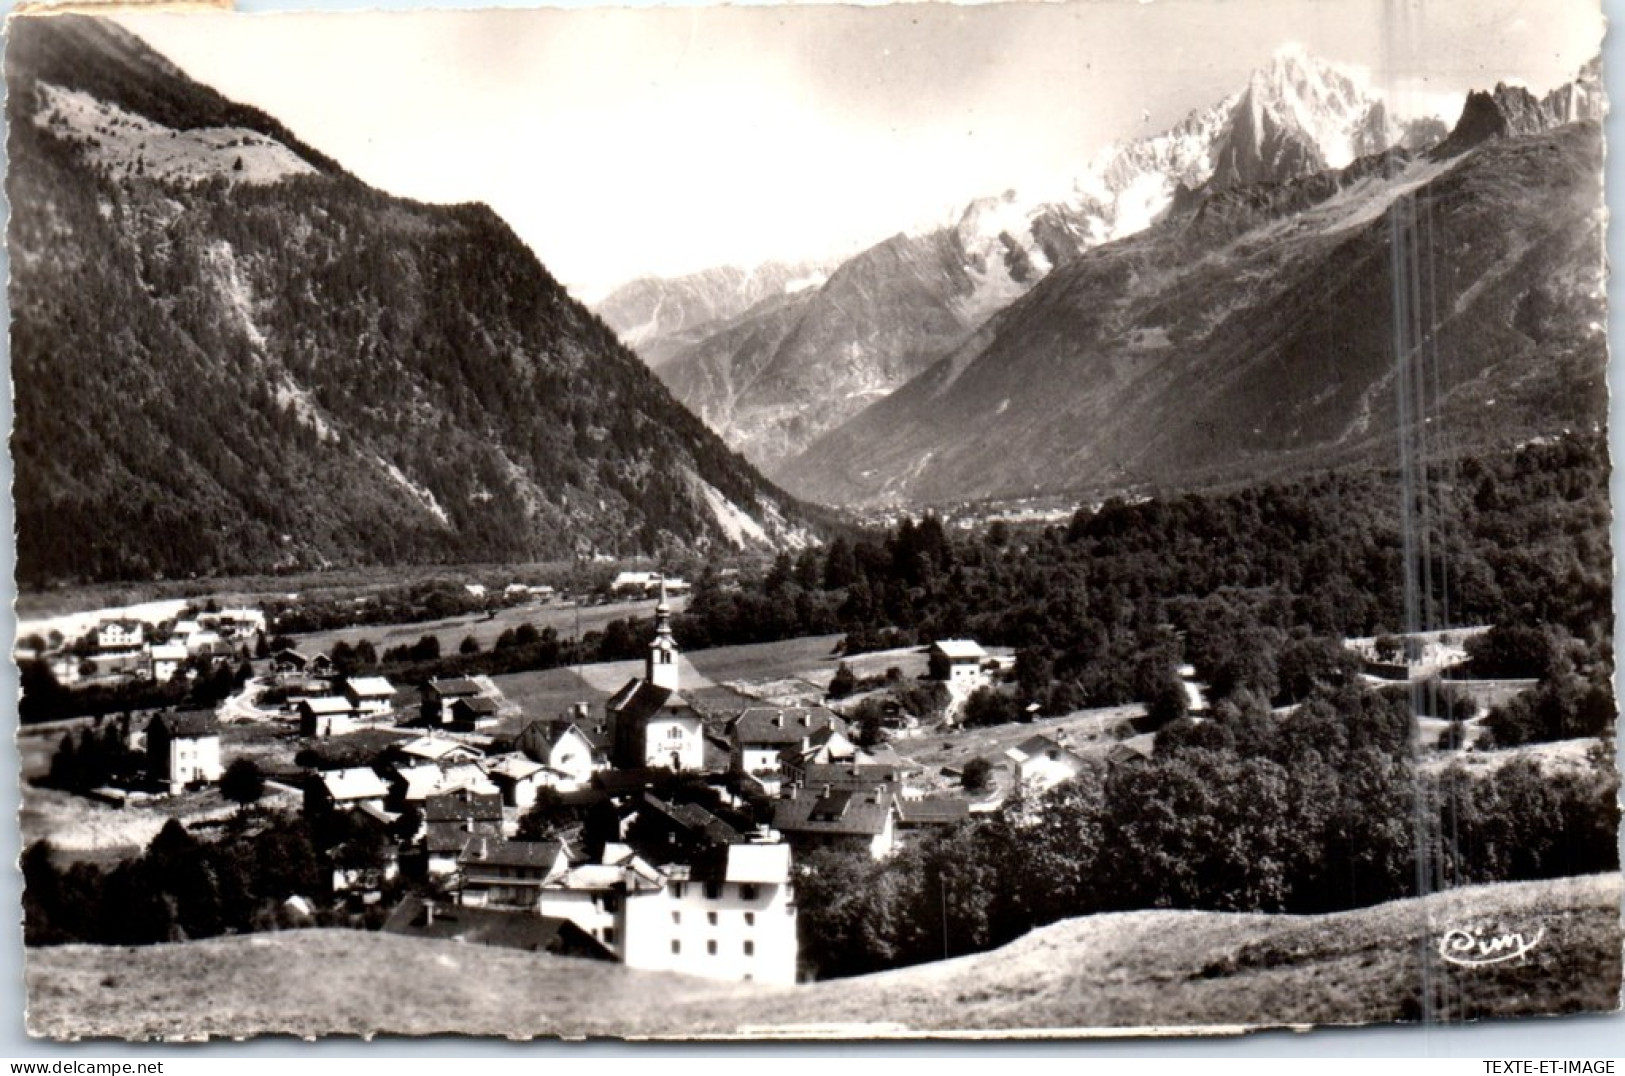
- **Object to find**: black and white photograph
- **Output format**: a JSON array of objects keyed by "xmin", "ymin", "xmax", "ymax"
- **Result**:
[{"xmin": 5, "ymin": 0, "xmax": 1619, "ymax": 1041}]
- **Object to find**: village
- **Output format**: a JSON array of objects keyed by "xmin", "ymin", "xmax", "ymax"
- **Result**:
[{"xmin": 18, "ymin": 566, "xmax": 1540, "ymax": 988}]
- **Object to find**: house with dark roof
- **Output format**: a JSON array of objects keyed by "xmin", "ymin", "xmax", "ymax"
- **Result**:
[
  {"xmin": 458, "ymin": 837, "xmax": 573, "ymax": 911},
  {"xmin": 449, "ymin": 695, "xmax": 501, "ymax": 732},
  {"xmin": 384, "ymin": 895, "xmax": 613, "ymax": 961},
  {"xmin": 729, "ymin": 706, "xmax": 847, "ymax": 788},
  {"xmin": 420, "ymin": 678, "xmax": 485, "ymax": 726},
  {"xmin": 145, "ymin": 710, "xmax": 222, "ymax": 794},
  {"xmin": 631, "ymin": 793, "xmax": 744, "ymax": 866},
  {"xmin": 896, "ymin": 797, "xmax": 972, "ymax": 834},
  {"xmin": 773, "ymin": 785, "xmax": 898, "ymax": 859}
]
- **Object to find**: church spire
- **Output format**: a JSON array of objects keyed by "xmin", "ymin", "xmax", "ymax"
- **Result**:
[{"xmin": 647, "ymin": 574, "xmax": 679, "ymax": 691}]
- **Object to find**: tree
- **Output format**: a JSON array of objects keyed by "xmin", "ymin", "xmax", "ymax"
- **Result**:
[
  {"xmin": 827, "ymin": 662, "xmax": 857, "ymax": 700},
  {"xmin": 961, "ymin": 757, "xmax": 994, "ymax": 792},
  {"xmin": 221, "ymin": 758, "xmax": 266, "ymax": 812},
  {"xmin": 459, "ymin": 635, "xmax": 480, "ymax": 655}
]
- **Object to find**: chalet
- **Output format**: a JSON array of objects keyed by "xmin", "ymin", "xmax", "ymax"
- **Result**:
[
  {"xmin": 97, "ymin": 619, "xmax": 144, "ymax": 652},
  {"xmin": 396, "ymin": 735, "xmax": 484, "ymax": 767},
  {"xmin": 307, "ymin": 652, "xmax": 335, "ymax": 677},
  {"xmin": 146, "ymin": 710, "xmax": 222, "ymax": 794},
  {"xmin": 148, "ymin": 643, "xmax": 187, "ymax": 682},
  {"xmin": 271, "ymin": 649, "xmax": 309, "ymax": 675},
  {"xmin": 896, "ymin": 797, "xmax": 972, "ymax": 835},
  {"xmin": 384, "ymin": 896, "xmax": 612, "ymax": 960},
  {"xmin": 482, "ymin": 753, "xmax": 552, "ymax": 810},
  {"xmin": 391, "ymin": 762, "xmax": 499, "ymax": 807},
  {"xmin": 1106, "ymin": 733, "xmax": 1156, "ymax": 767},
  {"xmin": 342, "ymin": 676, "xmax": 396, "ymax": 718},
  {"xmin": 298, "ymin": 696, "xmax": 358, "ymax": 738},
  {"xmin": 1004, "ymin": 734, "xmax": 1088, "ymax": 793},
  {"xmin": 729, "ymin": 706, "xmax": 847, "ymax": 788},
  {"xmin": 183, "ymin": 629, "xmax": 226, "ymax": 656},
  {"xmin": 606, "ymin": 592, "xmax": 704, "ymax": 772},
  {"xmin": 515, "ymin": 715, "xmax": 607, "ymax": 790},
  {"xmin": 449, "ymin": 695, "xmax": 501, "ymax": 732},
  {"xmin": 204, "ymin": 608, "xmax": 267, "ymax": 639},
  {"xmin": 773, "ymin": 785, "xmax": 897, "ymax": 860},
  {"xmin": 171, "ymin": 619, "xmax": 202, "ymax": 642},
  {"xmin": 316, "ymin": 767, "xmax": 391, "ymax": 812},
  {"xmin": 421, "ymin": 678, "xmax": 484, "ymax": 726},
  {"xmin": 458, "ymin": 837, "xmax": 573, "ymax": 912},
  {"xmin": 929, "ymin": 639, "xmax": 989, "ymax": 688}
]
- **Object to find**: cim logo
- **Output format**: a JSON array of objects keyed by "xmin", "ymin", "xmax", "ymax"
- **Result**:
[{"xmin": 1438, "ymin": 925, "xmax": 1545, "ymax": 967}]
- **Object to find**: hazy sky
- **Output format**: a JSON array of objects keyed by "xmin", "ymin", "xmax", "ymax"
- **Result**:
[{"xmin": 117, "ymin": 0, "xmax": 1603, "ymax": 300}]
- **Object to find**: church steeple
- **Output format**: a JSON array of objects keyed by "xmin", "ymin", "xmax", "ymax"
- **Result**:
[{"xmin": 647, "ymin": 576, "xmax": 680, "ymax": 691}]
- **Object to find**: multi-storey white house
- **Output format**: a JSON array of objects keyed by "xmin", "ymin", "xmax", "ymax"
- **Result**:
[
  {"xmin": 729, "ymin": 706, "xmax": 847, "ymax": 790},
  {"xmin": 147, "ymin": 643, "xmax": 187, "ymax": 682},
  {"xmin": 97, "ymin": 619, "xmax": 144, "ymax": 652},
  {"xmin": 145, "ymin": 710, "xmax": 222, "ymax": 794},
  {"xmin": 342, "ymin": 676, "xmax": 397, "ymax": 718},
  {"xmin": 929, "ymin": 639, "xmax": 989, "ymax": 688}
]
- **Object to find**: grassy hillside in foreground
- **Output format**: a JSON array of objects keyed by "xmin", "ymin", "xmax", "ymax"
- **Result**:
[{"xmin": 26, "ymin": 874, "xmax": 1621, "ymax": 1040}]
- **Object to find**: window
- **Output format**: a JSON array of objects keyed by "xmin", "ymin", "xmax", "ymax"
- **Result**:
[
  {"xmin": 666, "ymin": 726, "xmax": 684, "ymax": 740},
  {"xmin": 603, "ymin": 895, "xmax": 620, "ymax": 912},
  {"xmin": 671, "ymin": 940, "xmax": 681, "ymax": 955},
  {"xmin": 704, "ymin": 882, "xmax": 722, "ymax": 900},
  {"xmin": 603, "ymin": 927, "xmax": 616, "ymax": 946},
  {"xmin": 740, "ymin": 884, "xmax": 759, "ymax": 901},
  {"xmin": 707, "ymin": 940, "xmax": 717, "ymax": 956},
  {"xmin": 671, "ymin": 911, "xmax": 681, "ymax": 925},
  {"xmin": 743, "ymin": 941, "xmax": 755, "ymax": 956},
  {"xmin": 707, "ymin": 912, "xmax": 717, "ymax": 926},
  {"xmin": 744, "ymin": 912, "xmax": 755, "ymax": 927},
  {"xmin": 672, "ymin": 882, "xmax": 686, "ymax": 898}
]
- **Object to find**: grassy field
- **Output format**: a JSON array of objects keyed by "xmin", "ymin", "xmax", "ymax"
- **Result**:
[
  {"xmin": 294, "ymin": 596, "xmax": 684, "ymax": 661},
  {"xmin": 26, "ymin": 874, "xmax": 1620, "ymax": 1040}
]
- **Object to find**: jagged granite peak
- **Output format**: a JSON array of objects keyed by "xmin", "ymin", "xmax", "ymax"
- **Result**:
[
  {"xmin": 7, "ymin": 15, "xmax": 820, "ymax": 585},
  {"xmin": 1434, "ymin": 57, "xmax": 1605, "ymax": 159},
  {"xmin": 604, "ymin": 44, "xmax": 1437, "ymax": 480},
  {"xmin": 777, "ymin": 114, "xmax": 1604, "ymax": 509}
]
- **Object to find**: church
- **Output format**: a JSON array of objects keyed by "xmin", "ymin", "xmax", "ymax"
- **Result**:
[{"xmin": 605, "ymin": 583, "xmax": 707, "ymax": 772}]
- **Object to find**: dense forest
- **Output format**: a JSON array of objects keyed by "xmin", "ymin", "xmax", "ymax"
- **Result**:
[{"xmin": 9, "ymin": 16, "xmax": 819, "ymax": 586}]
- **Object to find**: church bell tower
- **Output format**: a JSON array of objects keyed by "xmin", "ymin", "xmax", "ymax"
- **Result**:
[{"xmin": 647, "ymin": 577, "xmax": 680, "ymax": 692}]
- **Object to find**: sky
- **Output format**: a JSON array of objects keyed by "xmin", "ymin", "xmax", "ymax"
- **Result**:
[{"xmin": 116, "ymin": 0, "xmax": 1604, "ymax": 301}]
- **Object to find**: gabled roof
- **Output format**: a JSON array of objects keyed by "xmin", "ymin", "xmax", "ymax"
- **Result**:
[
  {"xmin": 897, "ymin": 798, "xmax": 972, "ymax": 826},
  {"xmin": 321, "ymin": 767, "xmax": 390, "ymax": 802},
  {"xmin": 300, "ymin": 696, "xmax": 355, "ymax": 716},
  {"xmin": 458, "ymin": 837, "xmax": 570, "ymax": 872},
  {"xmin": 452, "ymin": 695, "xmax": 501, "ymax": 716},
  {"xmin": 149, "ymin": 644, "xmax": 188, "ymax": 661},
  {"xmin": 731, "ymin": 706, "xmax": 845, "ymax": 746},
  {"xmin": 148, "ymin": 710, "xmax": 219, "ymax": 739},
  {"xmin": 641, "ymin": 793, "xmax": 744, "ymax": 847},
  {"xmin": 424, "ymin": 678, "xmax": 483, "ymax": 699},
  {"xmin": 424, "ymin": 819, "xmax": 503, "ymax": 854},
  {"xmin": 423, "ymin": 790, "xmax": 504, "ymax": 823},
  {"xmin": 482, "ymin": 752, "xmax": 547, "ymax": 782},
  {"xmin": 397, "ymin": 736, "xmax": 483, "ymax": 764},
  {"xmin": 605, "ymin": 678, "xmax": 677, "ymax": 724},
  {"xmin": 724, "ymin": 842, "xmax": 791, "ymax": 885},
  {"xmin": 774, "ymin": 786, "xmax": 895, "ymax": 837},
  {"xmin": 99, "ymin": 618, "xmax": 143, "ymax": 633},
  {"xmin": 345, "ymin": 676, "xmax": 395, "ymax": 698},
  {"xmin": 799, "ymin": 762, "xmax": 903, "ymax": 791},
  {"xmin": 930, "ymin": 638, "xmax": 987, "ymax": 661},
  {"xmin": 516, "ymin": 718, "xmax": 608, "ymax": 762},
  {"xmin": 1007, "ymin": 734, "xmax": 1065, "ymax": 762},
  {"xmin": 383, "ymin": 896, "xmax": 613, "ymax": 960}
]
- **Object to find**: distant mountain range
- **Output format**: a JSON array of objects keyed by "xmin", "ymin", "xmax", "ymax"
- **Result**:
[
  {"xmin": 597, "ymin": 46, "xmax": 1454, "ymax": 476},
  {"xmin": 780, "ymin": 67, "xmax": 1606, "ymax": 506},
  {"xmin": 7, "ymin": 16, "xmax": 821, "ymax": 587},
  {"xmin": 601, "ymin": 49, "xmax": 1603, "ymax": 510}
]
